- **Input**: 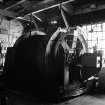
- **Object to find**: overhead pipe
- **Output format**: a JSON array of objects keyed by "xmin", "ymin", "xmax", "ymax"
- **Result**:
[
  {"xmin": 5, "ymin": 0, "xmax": 26, "ymax": 10},
  {"xmin": 31, "ymin": 0, "xmax": 74, "ymax": 14}
]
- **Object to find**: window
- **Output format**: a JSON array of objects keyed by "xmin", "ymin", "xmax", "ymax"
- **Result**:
[
  {"xmin": 82, "ymin": 22, "xmax": 105, "ymax": 66},
  {"xmin": 82, "ymin": 22, "xmax": 105, "ymax": 53}
]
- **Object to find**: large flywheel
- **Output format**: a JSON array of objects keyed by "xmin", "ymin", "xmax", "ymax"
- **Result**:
[{"xmin": 45, "ymin": 26, "xmax": 88, "ymax": 97}]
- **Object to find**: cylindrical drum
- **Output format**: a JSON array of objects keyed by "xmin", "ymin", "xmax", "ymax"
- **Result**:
[{"xmin": 5, "ymin": 29, "xmax": 66, "ymax": 99}]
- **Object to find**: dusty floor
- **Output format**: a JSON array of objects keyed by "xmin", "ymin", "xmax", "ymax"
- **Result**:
[{"xmin": 1, "ymin": 89, "xmax": 105, "ymax": 105}]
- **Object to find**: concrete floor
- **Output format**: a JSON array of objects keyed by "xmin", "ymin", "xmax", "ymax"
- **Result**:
[
  {"xmin": 1, "ymin": 90, "xmax": 105, "ymax": 105},
  {"xmin": 58, "ymin": 94, "xmax": 105, "ymax": 105}
]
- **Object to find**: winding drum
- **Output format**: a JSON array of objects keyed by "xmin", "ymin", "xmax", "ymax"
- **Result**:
[{"xmin": 4, "ymin": 27, "xmax": 88, "ymax": 99}]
